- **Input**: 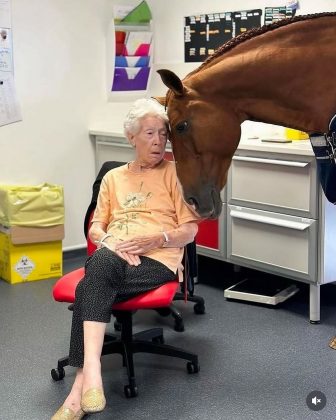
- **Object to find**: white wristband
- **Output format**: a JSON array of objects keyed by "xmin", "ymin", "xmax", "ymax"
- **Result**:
[
  {"xmin": 162, "ymin": 231, "xmax": 169, "ymax": 244},
  {"xmin": 99, "ymin": 233, "xmax": 112, "ymax": 244}
]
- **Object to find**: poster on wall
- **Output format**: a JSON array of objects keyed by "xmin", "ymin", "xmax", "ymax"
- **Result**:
[
  {"xmin": 184, "ymin": 9, "xmax": 262, "ymax": 63},
  {"xmin": 0, "ymin": 73, "xmax": 21, "ymax": 127},
  {"xmin": 0, "ymin": 27, "xmax": 12, "ymax": 72},
  {"xmin": 0, "ymin": 0, "xmax": 21, "ymax": 127},
  {"xmin": 264, "ymin": 7, "xmax": 296, "ymax": 25}
]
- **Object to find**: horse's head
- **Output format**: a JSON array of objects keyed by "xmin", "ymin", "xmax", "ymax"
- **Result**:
[{"xmin": 156, "ymin": 69, "xmax": 241, "ymax": 219}]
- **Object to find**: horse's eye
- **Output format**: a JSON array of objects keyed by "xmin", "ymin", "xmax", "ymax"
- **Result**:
[{"xmin": 175, "ymin": 121, "xmax": 189, "ymax": 134}]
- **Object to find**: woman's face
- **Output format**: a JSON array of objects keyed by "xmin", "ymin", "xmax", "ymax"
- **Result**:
[{"xmin": 130, "ymin": 116, "xmax": 168, "ymax": 167}]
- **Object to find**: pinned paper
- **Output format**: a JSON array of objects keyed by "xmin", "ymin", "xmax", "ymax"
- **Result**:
[
  {"xmin": 0, "ymin": 73, "xmax": 22, "ymax": 127},
  {"xmin": 112, "ymin": 67, "xmax": 150, "ymax": 91},
  {"xmin": 125, "ymin": 31, "xmax": 152, "ymax": 56},
  {"xmin": 0, "ymin": 27, "xmax": 13, "ymax": 72},
  {"xmin": 115, "ymin": 55, "xmax": 149, "ymax": 67},
  {"xmin": 286, "ymin": 0, "xmax": 299, "ymax": 10},
  {"xmin": 121, "ymin": 1, "xmax": 152, "ymax": 23}
]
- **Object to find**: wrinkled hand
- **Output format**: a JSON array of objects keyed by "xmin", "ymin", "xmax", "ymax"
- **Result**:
[
  {"xmin": 115, "ymin": 234, "xmax": 164, "ymax": 256},
  {"xmin": 102, "ymin": 237, "xmax": 141, "ymax": 266}
]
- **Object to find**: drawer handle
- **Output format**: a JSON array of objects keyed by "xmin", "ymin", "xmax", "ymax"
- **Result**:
[
  {"xmin": 97, "ymin": 141, "xmax": 173, "ymax": 152},
  {"xmin": 233, "ymin": 156, "xmax": 309, "ymax": 167},
  {"xmin": 230, "ymin": 209, "xmax": 312, "ymax": 230},
  {"xmin": 97, "ymin": 141, "xmax": 131, "ymax": 148}
]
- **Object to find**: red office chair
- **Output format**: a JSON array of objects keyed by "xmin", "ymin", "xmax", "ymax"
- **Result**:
[{"xmin": 51, "ymin": 268, "xmax": 199, "ymax": 397}]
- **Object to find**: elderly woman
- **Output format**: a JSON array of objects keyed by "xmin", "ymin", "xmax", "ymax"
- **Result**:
[{"xmin": 52, "ymin": 98, "xmax": 199, "ymax": 420}]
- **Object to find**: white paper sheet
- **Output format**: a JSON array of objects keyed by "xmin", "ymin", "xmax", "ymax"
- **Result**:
[
  {"xmin": 0, "ymin": 72, "xmax": 22, "ymax": 127},
  {"xmin": 0, "ymin": 27, "xmax": 13, "ymax": 71},
  {"xmin": 0, "ymin": 0, "xmax": 11, "ymax": 28}
]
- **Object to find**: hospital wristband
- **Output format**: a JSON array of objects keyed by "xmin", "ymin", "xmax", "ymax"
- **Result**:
[
  {"xmin": 162, "ymin": 231, "xmax": 169, "ymax": 246},
  {"xmin": 99, "ymin": 233, "xmax": 112, "ymax": 245}
]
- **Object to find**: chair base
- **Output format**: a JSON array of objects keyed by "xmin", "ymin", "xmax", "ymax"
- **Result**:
[
  {"xmin": 51, "ymin": 311, "xmax": 199, "ymax": 398},
  {"xmin": 163, "ymin": 292, "xmax": 206, "ymax": 332},
  {"xmin": 114, "ymin": 292, "xmax": 206, "ymax": 333}
]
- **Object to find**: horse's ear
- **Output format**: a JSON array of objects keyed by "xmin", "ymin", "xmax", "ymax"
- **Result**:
[
  {"xmin": 157, "ymin": 69, "xmax": 185, "ymax": 97},
  {"xmin": 152, "ymin": 96, "xmax": 166, "ymax": 107}
]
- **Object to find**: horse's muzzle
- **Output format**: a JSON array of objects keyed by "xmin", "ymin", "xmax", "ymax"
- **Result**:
[{"xmin": 186, "ymin": 186, "xmax": 222, "ymax": 219}]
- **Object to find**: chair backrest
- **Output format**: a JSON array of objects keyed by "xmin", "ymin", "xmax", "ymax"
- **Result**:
[{"xmin": 84, "ymin": 161, "xmax": 126, "ymax": 255}]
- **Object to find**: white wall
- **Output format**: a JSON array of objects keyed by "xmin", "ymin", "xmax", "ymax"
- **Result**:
[{"xmin": 0, "ymin": 0, "xmax": 113, "ymax": 249}]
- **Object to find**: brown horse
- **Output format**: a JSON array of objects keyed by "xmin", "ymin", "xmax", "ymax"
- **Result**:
[{"xmin": 156, "ymin": 12, "xmax": 336, "ymax": 218}]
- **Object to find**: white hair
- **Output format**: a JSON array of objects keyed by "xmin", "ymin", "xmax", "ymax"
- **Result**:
[{"xmin": 123, "ymin": 98, "xmax": 168, "ymax": 138}]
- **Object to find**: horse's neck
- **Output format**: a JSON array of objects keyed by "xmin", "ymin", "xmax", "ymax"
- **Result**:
[{"xmin": 191, "ymin": 18, "xmax": 336, "ymax": 133}]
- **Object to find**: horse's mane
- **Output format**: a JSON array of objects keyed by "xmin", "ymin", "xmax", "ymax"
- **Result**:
[{"xmin": 185, "ymin": 11, "xmax": 336, "ymax": 79}]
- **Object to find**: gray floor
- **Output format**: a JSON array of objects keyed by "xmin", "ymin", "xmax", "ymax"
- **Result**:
[{"xmin": 1, "ymin": 253, "xmax": 336, "ymax": 420}]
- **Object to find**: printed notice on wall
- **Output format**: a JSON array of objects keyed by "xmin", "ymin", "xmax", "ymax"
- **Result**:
[
  {"xmin": 0, "ymin": 73, "xmax": 22, "ymax": 126},
  {"xmin": 184, "ymin": 9, "xmax": 262, "ymax": 62},
  {"xmin": 0, "ymin": 0, "xmax": 21, "ymax": 127},
  {"xmin": 264, "ymin": 7, "xmax": 296, "ymax": 25},
  {"xmin": 0, "ymin": 27, "xmax": 12, "ymax": 71},
  {"xmin": 0, "ymin": 0, "xmax": 11, "ymax": 27}
]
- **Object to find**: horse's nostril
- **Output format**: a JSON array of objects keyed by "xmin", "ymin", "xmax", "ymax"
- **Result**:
[{"xmin": 187, "ymin": 196, "xmax": 199, "ymax": 210}]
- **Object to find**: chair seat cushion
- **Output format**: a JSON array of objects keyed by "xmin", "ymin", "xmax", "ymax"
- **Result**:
[{"xmin": 52, "ymin": 267, "xmax": 179, "ymax": 310}]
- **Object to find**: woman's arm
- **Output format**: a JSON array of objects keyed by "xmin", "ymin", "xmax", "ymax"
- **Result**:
[
  {"xmin": 89, "ymin": 221, "xmax": 108, "ymax": 245},
  {"xmin": 161, "ymin": 222, "xmax": 198, "ymax": 248}
]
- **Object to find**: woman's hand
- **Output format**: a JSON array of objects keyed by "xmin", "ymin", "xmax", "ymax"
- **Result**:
[
  {"xmin": 115, "ymin": 233, "xmax": 164, "ymax": 255},
  {"xmin": 102, "ymin": 236, "xmax": 142, "ymax": 266}
]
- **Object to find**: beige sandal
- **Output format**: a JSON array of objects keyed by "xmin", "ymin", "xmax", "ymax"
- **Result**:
[
  {"xmin": 51, "ymin": 406, "xmax": 85, "ymax": 420},
  {"xmin": 328, "ymin": 336, "xmax": 336, "ymax": 349}
]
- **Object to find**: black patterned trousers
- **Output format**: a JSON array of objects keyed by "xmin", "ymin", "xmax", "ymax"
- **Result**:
[{"xmin": 69, "ymin": 247, "xmax": 176, "ymax": 367}]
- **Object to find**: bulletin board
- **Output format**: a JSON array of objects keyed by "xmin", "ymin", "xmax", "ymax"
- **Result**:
[{"xmin": 184, "ymin": 9, "xmax": 262, "ymax": 63}]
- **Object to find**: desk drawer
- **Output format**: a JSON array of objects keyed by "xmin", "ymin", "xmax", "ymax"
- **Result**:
[
  {"xmin": 227, "ymin": 205, "xmax": 317, "ymax": 281},
  {"xmin": 228, "ymin": 155, "xmax": 317, "ymax": 218}
]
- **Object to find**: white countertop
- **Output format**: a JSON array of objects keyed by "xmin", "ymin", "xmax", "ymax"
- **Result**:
[
  {"xmin": 89, "ymin": 125, "xmax": 314, "ymax": 157},
  {"xmin": 238, "ymin": 138, "xmax": 313, "ymax": 156}
]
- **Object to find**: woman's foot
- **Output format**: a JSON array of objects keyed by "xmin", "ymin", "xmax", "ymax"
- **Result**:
[
  {"xmin": 51, "ymin": 370, "xmax": 84, "ymax": 420},
  {"xmin": 81, "ymin": 388, "xmax": 106, "ymax": 413},
  {"xmin": 80, "ymin": 359, "xmax": 106, "ymax": 413},
  {"xmin": 51, "ymin": 406, "xmax": 85, "ymax": 420}
]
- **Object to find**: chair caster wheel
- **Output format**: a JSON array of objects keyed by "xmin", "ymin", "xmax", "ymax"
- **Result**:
[
  {"xmin": 174, "ymin": 321, "xmax": 185, "ymax": 332},
  {"xmin": 124, "ymin": 384, "xmax": 138, "ymax": 398},
  {"xmin": 152, "ymin": 335, "xmax": 164, "ymax": 344},
  {"xmin": 194, "ymin": 302, "xmax": 205, "ymax": 314},
  {"xmin": 187, "ymin": 362, "xmax": 200, "ymax": 374},
  {"xmin": 51, "ymin": 367, "xmax": 65, "ymax": 381},
  {"xmin": 114, "ymin": 320, "xmax": 122, "ymax": 331}
]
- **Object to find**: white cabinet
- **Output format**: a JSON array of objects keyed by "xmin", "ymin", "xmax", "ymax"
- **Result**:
[{"xmin": 227, "ymin": 146, "xmax": 336, "ymax": 322}]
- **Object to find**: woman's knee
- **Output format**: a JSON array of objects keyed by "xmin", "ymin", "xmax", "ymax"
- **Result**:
[
  {"xmin": 86, "ymin": 248, "xmax": 123, "ymax": 275},
  {"xmin": 74, "ymin": 279, "xmax": 85, "ymax": 300}
]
